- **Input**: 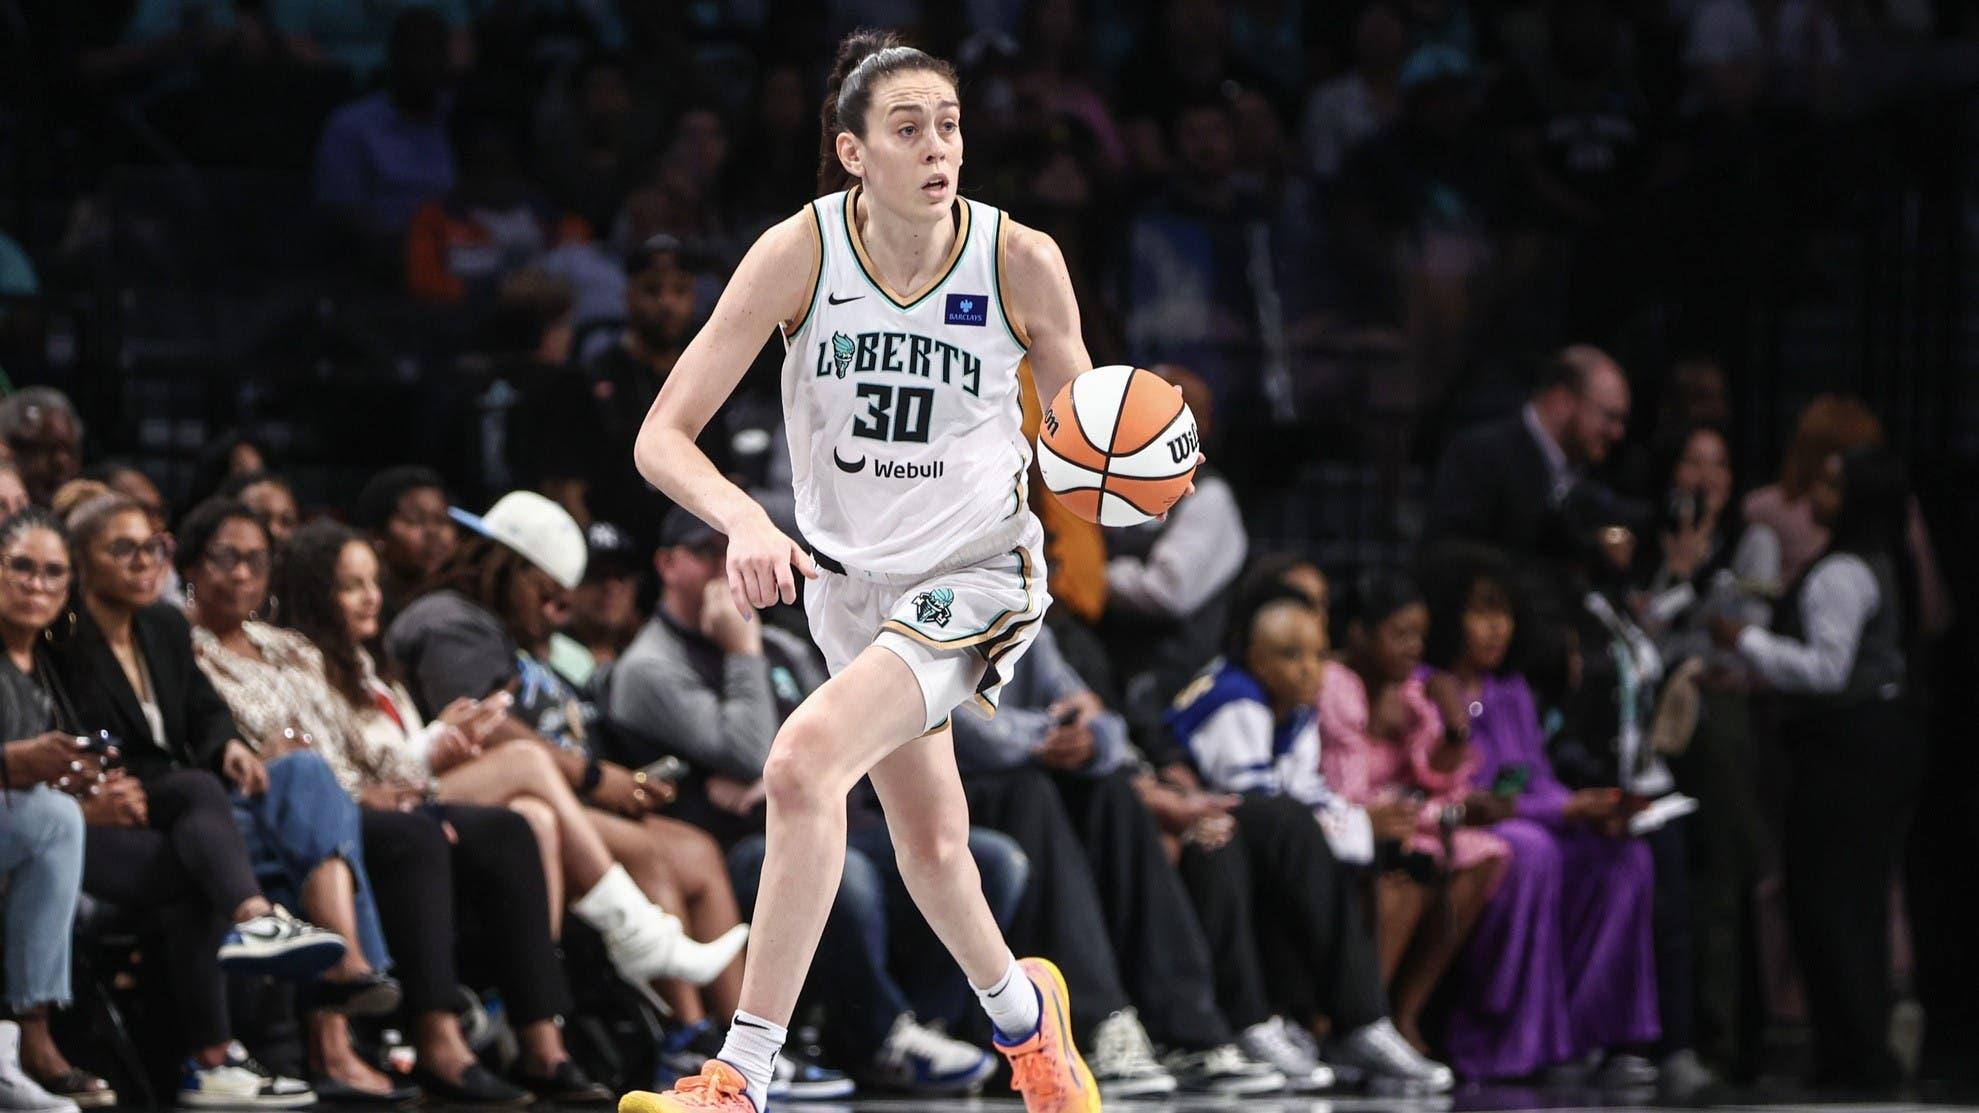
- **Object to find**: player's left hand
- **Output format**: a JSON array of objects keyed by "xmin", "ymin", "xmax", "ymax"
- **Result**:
[
  {"xmin": 1157, "ymin": 453, "xmax": 1205, "ymax": 522},
  {"xmin": 726, "ymin": 508, "xmax": 818, "ymax": 616}
]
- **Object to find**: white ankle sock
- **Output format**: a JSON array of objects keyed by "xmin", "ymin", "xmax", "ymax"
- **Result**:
[
  {"xmin": 716, "ymin": 1011, "xmax": 784, "ymax": 1111},
  {"xmin": 974, "ymin": 955, "xmax": 1041, "ymax": 1043}
]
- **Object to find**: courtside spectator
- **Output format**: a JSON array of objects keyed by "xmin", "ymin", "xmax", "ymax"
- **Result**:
[
  {"xmin": 351, "ymin": 466, "xmax": 458, "ymax": 627},
  {"xmin": 175, "ymin": 498, "xmax": 419, "ymax": 1100},
  {"xmin": 0, "ymin": 507, "xmax": 109, "ymax": 1112},
  {"xmin": 269, "ymin": 519, "xmax": 613, "ymax": 1104},
  {"xmin": 1419, "ymin": 547, "xmax": 1667, "ymax": 1086},
  {"xmin": 384, "ymin": 492, "xmax": 750, "ymax": 1020},
  {"xmin": 46, "ymin": 483, "xmax": 343, "ymax": 1108},
  {"xmin": 1318, "ymin": 571, "xmax": 1509, "ymax": 1060},
  {"xmin": 1163, "ymin": 589, "xmax": 1455, "ymax": 1092},
  {"xmin": 1550, "ymin": 514, "xmax": 1700, "ymax": 1087}
]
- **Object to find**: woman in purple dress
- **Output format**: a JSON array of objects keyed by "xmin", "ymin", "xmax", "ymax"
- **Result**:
[{"xmin": 1419, "ymin": 548, "xmax": 1661, "ymax": 1083}]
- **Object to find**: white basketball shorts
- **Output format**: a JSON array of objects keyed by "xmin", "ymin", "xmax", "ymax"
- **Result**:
[{"xmin": 802, "ymin": 515, "xmax": 1051, "ymax": 734}]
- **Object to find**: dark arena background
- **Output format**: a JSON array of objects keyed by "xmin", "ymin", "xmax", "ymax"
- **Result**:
[{"xmin": 1, "ymin": 2, "xmax": 1977, "ymax": 1113}]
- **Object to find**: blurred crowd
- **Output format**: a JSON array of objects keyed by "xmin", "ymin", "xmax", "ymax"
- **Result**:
[{"xmin": 0, "ymin": 0, "xmax": 1976, "ymax": 1109}]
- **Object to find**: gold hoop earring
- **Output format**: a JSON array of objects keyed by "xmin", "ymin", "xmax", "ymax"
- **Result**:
[{"xmin": 43, "ymin": 610, "xmax": 76, "ymax": 645}]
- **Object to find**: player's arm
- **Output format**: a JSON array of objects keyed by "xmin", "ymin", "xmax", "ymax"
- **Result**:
[
  {"xmin": 1000, "ymin": 220, "xmax": 1091, "ymax": 409},
  {"xmin": 634, "ymin": 210, "xmax": 819, "ymax": 612}
]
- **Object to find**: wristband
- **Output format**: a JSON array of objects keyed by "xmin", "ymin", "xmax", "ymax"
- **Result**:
[{"xmin": 579, "ymin": 755, "xmax": 604, "ymax": 797}]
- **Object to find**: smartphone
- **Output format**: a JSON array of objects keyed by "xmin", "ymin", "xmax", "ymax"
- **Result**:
[
  {"xmin": 639, "ymin": 756, "xmax": 689, "ymax": 784},
  {"xmin": 81, "ymin": 730, "xmax": 123, "ymax": 767},
  {"xmin": 1492, "ymin": 763, "xmax": 1530, "ymax": 798},
  {"xmin": 1054, "ymin": 706, "xmax": 1080, "ymax": 727}
]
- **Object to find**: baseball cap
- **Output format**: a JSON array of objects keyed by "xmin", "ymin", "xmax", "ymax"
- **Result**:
[
  {"xmin": 450, "ymin": 491, "xmax": 587, "ymax": 590},
  {"xmin": 584, "ymin": 520, "xmax": 641, "ymax": 580},
  {"xmin": 659, "ymin": 505, "xmax": 721, "ymax": 549}
]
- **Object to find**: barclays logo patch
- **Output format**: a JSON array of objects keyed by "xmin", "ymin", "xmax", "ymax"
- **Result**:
[{"xmin": 944, "ymin": 293, "xmax": 988, "ymax": 327}]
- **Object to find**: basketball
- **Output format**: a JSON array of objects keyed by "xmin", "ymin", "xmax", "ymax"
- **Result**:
[{"xmin": 1037, "ymin": 365, "xmax": 1201, "ymax": 527}]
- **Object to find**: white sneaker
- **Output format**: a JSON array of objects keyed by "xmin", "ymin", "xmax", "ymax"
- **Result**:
[
  {"xmin": 217, "ymin": 905, "xmax": 345, "ymax": 981},
  {"xmin": 0, "ymin": 1023, "xmax": 78, "ymax": 1113},
  {"xmin": 1162, "ymin": 1043, "xmax": 1286, "ymax": 1095},
  {"xmin": 1240, "ymin": 1017, "xmax": 1337, "ymax": 1092},
  {"xmin": 1331, "ymin": 1018, "xmax": 1454, "ymax": 1094},
  {"xmin": 1086, "ymin": 1009, "xmax": 1178, "ymax": 1098},
  {"xmin": 863, "ymin": 1014, "xmax": 995, "ymax": 1095},
  {"xmin": 178, "ymin": 1043, "xmax": 315, "ymax": 1108}
]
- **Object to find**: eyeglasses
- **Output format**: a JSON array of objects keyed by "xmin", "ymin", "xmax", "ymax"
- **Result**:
[
  {"xmin": 204, "ymin": 545, "xmax": 271, "ymax": 576},
  {"xmin": 1, "ymin": 556, "xmax": 72, "ymax": 588},
  {"xmin": 103, "ymin": 535, "xmax": 175, "ymax": 567}
]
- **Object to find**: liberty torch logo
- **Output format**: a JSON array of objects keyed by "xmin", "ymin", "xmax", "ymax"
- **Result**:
[
  {"xmin": 913, "ymin": 587, "xmax": 955, "ymax": 627},
  {"xmin": 830, "ymin": 332, "xmax": 855, "ymax": 378}
]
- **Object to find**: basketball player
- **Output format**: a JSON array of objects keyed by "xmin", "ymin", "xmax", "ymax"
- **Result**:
[{"xmin": 617, "ymin": 29, "xmax": 1189, "ymax": 1113}]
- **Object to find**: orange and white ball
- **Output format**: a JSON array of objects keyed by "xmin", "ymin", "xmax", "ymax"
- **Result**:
[{"xmin": 1037, "ymin": 365, "xmax": 1200, "ymax": 527}]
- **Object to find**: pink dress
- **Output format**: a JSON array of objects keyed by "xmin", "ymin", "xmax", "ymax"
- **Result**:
[{"xmin": 1316, "ymin": 661, "xmax": 1509, "ymax": 871}]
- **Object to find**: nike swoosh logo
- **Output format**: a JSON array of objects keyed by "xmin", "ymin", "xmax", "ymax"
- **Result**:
[
  {"xmin": 833, "ymin": 449, "xmax": 866, "ymax": 473},
  {"xmin": 827, "ymin": 293, "xmax": 864, "ymax": 305}
]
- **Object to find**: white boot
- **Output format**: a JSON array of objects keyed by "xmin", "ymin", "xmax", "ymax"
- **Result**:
[
  {"xmin": 572, "ymin": 865, "xmax": 749, "ymax": 990},
  {"xmin": 0, "ymin": 1023, "xmax": 78, "ymax": 1113}
]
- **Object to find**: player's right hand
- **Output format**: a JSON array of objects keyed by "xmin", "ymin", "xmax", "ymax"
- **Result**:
[{"xmin": 726, "ymin": 511, "xmax": 818, "ymax": 615}]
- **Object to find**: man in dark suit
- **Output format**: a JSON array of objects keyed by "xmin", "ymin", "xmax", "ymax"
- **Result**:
[
  {"xmin": 1424, "ymin": 344, "xmax": 1634, "ymax": 556},
  {"xmin": 1422, "ymin": 345, "xmax": 1641, "ymax": 718}
]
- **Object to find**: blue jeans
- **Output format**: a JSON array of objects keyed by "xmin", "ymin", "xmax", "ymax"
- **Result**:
[
  {"xmin": 727, "ymin": 824, "xmax": 1029, "ymax": 1062},
  {"xmin": 0, "ymin": 787, "xmax": 85, "ymax": 1011},
  {"xmin": 232, "ymin": 751, "xmax": 390, "ymax": 971}
]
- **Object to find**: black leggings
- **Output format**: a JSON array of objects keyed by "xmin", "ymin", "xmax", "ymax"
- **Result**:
[
  {"xmin": 361, "ymin": 805, "xmax": 572, "ymax": 1026},
  {"xmin": 82, "ymin": 768, "xmax": 262, "ymax": 1052}
]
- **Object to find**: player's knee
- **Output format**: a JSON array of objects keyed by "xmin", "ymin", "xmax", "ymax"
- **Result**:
[{"xmin": 762, "ymin": 716, "xmax": 839, "ymax": 815}]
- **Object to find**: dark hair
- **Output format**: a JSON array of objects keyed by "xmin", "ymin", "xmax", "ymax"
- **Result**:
[
  {"xmin": 1827, "ymin": 445, "xmax": 1907, "ymax": 559},
  {"xmin": 417, "ymin": 534, "xmax": 535, "ymax": 632},
  {"xmin": 277, "ymin": 520, "xmax": 382, "ymax": 708},
  {"xmin": 1420, "ymin": 542, "xmax": 1521, "ymax": 673},
  {"xmin": 354, "ymin": 466, "xmax": 448, "ymax": 532},
  {"xmin": 1332, "ymin": 568, "xmax": 1423, "ymax": 650},
  {"xmin": 217, "ymin": 470, "xmax": 292, "ymax": 501},
  {"xmin": 174, "ymin": 497, "xmax": 266, "ymax": 576},
  {"xmin": 0, "ymin": 506, "xmax": 67, "ymax": 559},
  {"xmin": 817, "ymin": 29, "xmax": 959, "ymax": 195},
  {"xmin": 1227, "ymin": 584, "xmax": 1322, "ymax": 664}
]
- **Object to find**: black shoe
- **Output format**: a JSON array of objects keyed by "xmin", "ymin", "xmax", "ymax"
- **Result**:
[
  {"xmin": 411, "ymin": 1063, "xmax": 533, "ymax": 1107},
  {"xmin": 516, "ymin": 1060, "xmax": 612, "ymax": 1105},
  {"xmin": 314, "ymin": 971, "xmax": 404, "ymax": 1018},
  {"xmin": 309, "ymin": 1076, "xmax": 422, "ymax": 1105}
]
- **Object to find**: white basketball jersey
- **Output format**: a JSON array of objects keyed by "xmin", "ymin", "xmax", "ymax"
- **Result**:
[{"xmin": 780, "ymin": 186, "xmax": 1036, "ymax": 575}]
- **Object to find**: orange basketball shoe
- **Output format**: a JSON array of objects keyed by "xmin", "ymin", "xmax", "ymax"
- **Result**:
[
  {"xmin": 619, "ymin": 1062, "xmax": 756, "ymax": 1113},
  {"xmin": 994, "ymin": 957, "xmax": 1101, "ymax": 1113}
]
